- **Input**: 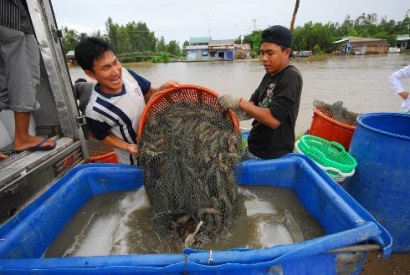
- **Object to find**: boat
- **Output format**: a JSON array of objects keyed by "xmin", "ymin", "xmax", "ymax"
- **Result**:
[
  {"xmin": 0, "ymin": 1, "xmax": 393, "ymax": 273},
  {"xmin": 293, "ymin": 50, "xmax": 312, "ymax": 58}
]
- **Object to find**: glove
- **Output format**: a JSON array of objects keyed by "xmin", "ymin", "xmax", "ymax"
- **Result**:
[
  {"xmin": 402, "ymin": 98, "xmax": 410, "ymax": 112},
  {"xmin": 217, "ymin": 94, "xmax": 241, "ymax": 109},
  {"xmin": 218, "ymin": 95, "xmax": 251, "ymax": 120},
  {"xmin": 232, "ymin": 107, "xmax": 252, "ymax": 121}
]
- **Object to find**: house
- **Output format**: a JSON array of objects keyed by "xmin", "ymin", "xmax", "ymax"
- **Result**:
[
  {"xmin": 395, "ymin": 34, "xmax": 410, "ymax": 50},
  {"xmin": 185, "ymin": 37, "xmax": 211, "ymax": 61},
  {"xmin": 234, "ymin": 43, "xmax": 251, "ymax": 59},
  {"xmin": 65, "ymin": 50, "xmax": 75, "ymax": 63},
  {"xmin": 208, "ymin": 39, "xmax": 235, "ymax": 60},
  {"xmin": 185, "ymin": 37, "xmax": 250, "ymax": 61},
  {"xmin": 333, "ymin": 36, "xmax": 390, "ymax": 54}
]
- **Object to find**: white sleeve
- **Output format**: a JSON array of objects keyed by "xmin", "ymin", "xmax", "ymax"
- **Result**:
[{"xmin": 389, "ymin": 65, "xmax": 410, "ymax": 95}]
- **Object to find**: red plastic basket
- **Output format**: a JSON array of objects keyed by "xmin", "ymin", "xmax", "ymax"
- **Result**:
[
  {"xmin": 85, "ymin": 139, "xmax": 118, "ymax": 164},
  {"xmin": 137, "ymin": 84, "xmax": 239, "ymax": 137},
  {"xmin": 86, "ymin": 151, "xmax": 118, "ymax": 164},
  {"xmin": 308, "ymin": 107, "xmax": 356, "ymax": 149}
]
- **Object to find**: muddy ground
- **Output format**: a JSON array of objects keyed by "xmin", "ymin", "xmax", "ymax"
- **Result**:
[{"xmin": 362, "ymin": 251, "xmax": 410, "ymax": 274}]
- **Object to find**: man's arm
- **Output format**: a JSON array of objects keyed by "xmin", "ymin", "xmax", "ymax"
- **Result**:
[
  {"xmin": 100, "ymin": 134, "xmax": 138, "ymax": 155},
  {"xmin": 239, "ymin": 100, "xmax": 281, "ymax": 129}
]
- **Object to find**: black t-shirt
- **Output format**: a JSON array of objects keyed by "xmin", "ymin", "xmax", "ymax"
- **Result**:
[{"xmin": 248, "ymin": 65, "xmax": 303, "ymax": 159}]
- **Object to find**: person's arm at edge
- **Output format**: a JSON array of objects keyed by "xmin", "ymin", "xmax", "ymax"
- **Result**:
[{"xmin": 389, "ymin": 66, "xmax": 410, "ymax": 100}]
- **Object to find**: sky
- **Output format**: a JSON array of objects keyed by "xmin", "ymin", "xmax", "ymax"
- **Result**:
[{"xmin": 51, "ymin": 0, "xmax": 409, "ymax": 45}]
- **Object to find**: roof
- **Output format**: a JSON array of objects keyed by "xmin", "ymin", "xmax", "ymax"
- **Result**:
[
  {"xmin": 66, "ymin": 50, "xmax": 75, "ymax": 59},
  {"xmin": 396, "ymin": 34, "xmax": 410, "ymax": 41},
  {"xmin": 234, "ymin": 44, "xmax": 251, "ymax": 51},
  {"xmin": 333, "ymin": 37, "xmax": 349, "ymax": 44},
  {"xmin": 209, "ymin": 39, "xmax": 235, "ymax": 46},
  {"xmin": 333, "ymin": 36, "xmax": 389, "ymax": 44},
  {"xmin": 185, "ymin": 45, "xmax": 208, "ymax": 50},
  {"xmin": 189, "ymin": 37, "xmax": 211, "ymax": 44}
]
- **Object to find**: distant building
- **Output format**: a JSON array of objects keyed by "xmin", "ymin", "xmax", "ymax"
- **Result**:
[
  {"xmin": 234, "ymin": 43, "xmax": 251, "ymax": 59},
  {"xmin": 185, "ymin": 37, "xmax": 211, "ymax": 61},
  {"xmin": 333, "ymin": 36, "xmax": 390, "ymax": 54},
  {"xmin": 395, "ymin": 34, "xmax": 410, "ymax": 50},
  {"xmin": 65, "ymin": 50, "xmax": 75, "ymax": 63},
  {"xmin": 185, "ymin": 37, "xmax": 251, "ymax": 61}
]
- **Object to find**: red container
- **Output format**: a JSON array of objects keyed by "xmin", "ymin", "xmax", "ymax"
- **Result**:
[
  {"xmin": 86, "ymin": 151, "xmax": 118, "ymax": 164},
  {"xmin": 308, "ymin": 107, "xmax": 356, "ymax": 149},
  {"xmin": 85, "ymin": 139, "xmax": 118, "ymax": 164}
]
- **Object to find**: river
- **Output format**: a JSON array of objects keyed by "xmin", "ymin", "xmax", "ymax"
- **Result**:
[{"xmin": 68, "ymin": 53, "xmax": 410, "ymax": 134}]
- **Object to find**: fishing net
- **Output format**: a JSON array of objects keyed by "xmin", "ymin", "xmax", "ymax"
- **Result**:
[
  {"xmin": 313, "ymin": 100, "xmax": 358, "ymax": 126},
  {"xmin": 137, "ymin": 84, "xmax": 241, "ymax": 247}
]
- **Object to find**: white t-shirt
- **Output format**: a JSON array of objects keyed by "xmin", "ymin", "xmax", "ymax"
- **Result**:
[{"xmin": 85, "ymin": 68, "xmax": 151, "ymax": 165}]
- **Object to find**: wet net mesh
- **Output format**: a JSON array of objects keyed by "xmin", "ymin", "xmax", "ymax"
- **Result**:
[
  {"xmin": 138, "ymin": 85, "xmax": 241, "ymax": 247},
  {"xmin": 313, "ymin": 100, "xmax": 358, "ymax": 126}
]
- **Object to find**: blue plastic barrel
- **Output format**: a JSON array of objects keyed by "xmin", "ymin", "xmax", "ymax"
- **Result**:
[{"xmin": 343, "ymin": 112, "xmax": 410, "ymax": 253}]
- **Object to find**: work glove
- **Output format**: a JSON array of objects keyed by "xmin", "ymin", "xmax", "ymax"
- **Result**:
[
  {"xmin": 218, "ymin": 94, "xmax": 251, "ymax": 121},
  {"xmin": 402, "ymin": 98, "xmax": 410, "ymax": 112},
  {"xmin": 218, "ymin": 94, "xmax": 240, "ymax": 109}
]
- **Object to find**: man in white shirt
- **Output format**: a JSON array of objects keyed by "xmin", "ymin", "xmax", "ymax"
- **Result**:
[{"xmin": 389, "ymin": 65, "xmax": 410, "ymax": 112}]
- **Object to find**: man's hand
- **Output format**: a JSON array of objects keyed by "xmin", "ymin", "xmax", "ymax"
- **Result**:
[
  {"xmin": 127, "ymin": 143, "xmax": 138, "ymax": 155},
  {"xmin": 159, "ymin": 80, "xmax": 180, "ymax": 92},
  {"xmin": 217, "ymin": 94, "xmax": 241, "ymax": 109}
]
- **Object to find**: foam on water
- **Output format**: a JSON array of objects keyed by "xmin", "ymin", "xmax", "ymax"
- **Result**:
[
  {"xmin": 70, "ymin": 214, "xmax": 121, "ymax": 256},
  {"xmin": 258, "ymin": 221, "xmax": 294, "ymax": 248},
  {"xmin": 111, "ymin": 187, "xmax": 150, "ymax": 254},
  {"xmin": 46, "ymin": 185, "xmax": 324, "ymax": 256},
  {"xmin": 244, "ymin": 199, "xmax": 277, "ymax": 216}
]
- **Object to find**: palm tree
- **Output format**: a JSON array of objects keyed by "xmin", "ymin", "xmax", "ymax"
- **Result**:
[{"xmin": 290, "ymin": 0, "xmax": 300, "ymax": 31}]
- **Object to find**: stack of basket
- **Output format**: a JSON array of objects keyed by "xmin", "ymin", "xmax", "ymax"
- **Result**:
[
  {"xmin": 295, "ymin": 135, "xmax": 357, "ymax": 183},
  {"xmin": 308, "ymin": 101, "xmax": 358, "ymax": 150}
]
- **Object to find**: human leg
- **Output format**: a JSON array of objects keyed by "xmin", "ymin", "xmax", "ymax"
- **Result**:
[
  {"xmin": 0, "ymin": 27, "xmax": 54, "ymax": 152},
  {"xmin": 13, "ymin": 112, "xmax": 55, "ymax": 152}
]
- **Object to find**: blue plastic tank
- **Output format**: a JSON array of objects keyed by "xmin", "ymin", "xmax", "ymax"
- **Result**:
[{"xmin": 343, "ymin": 112, "xmax": 410, "ymax": 253}]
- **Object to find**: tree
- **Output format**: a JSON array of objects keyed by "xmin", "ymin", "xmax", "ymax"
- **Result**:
[
  {"xmin": 167, "ymin": 40, "xmax": 181, "ymax": 56},
  {"xmin": 251, "ymin": 32, "xmax": 262, "ymax": 57},
  {"xmin": 234, "ymin": 35, "xmax": 242, "ymax": 44},
  {"xmin": 156, "ymin": 36, "xmax": 167, "ymax": 53},
  {"xmin": 60, "ymin": 26, "xmax": 78, "ymax": 54},
  {"xmin": 105, "ymin": 17, "xmax": 120, "ymax": 51}
]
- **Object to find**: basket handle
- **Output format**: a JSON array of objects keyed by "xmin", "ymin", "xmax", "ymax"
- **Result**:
[
  {"xmin": 296, "ymin": 139, "xmax": 328, "ymax": 163},
  {"xmin": 329, "ymin": 141, "xmax": 346, "ymax": 152}
]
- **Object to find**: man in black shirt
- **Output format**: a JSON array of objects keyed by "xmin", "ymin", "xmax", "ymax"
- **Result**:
[{"xmin": 218, "ymin": 25, "xmax": 303, "ymax": 159}]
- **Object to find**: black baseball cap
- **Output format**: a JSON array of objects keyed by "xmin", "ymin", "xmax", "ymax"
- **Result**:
[{"xmin": 261, "ymin": 25, "xmax": 292, "ymax": 48}]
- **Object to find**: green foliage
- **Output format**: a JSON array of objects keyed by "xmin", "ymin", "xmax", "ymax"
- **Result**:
[
  {"xmin": 167, "ymin": 40, "xmax": 181, "ymax": 56},
  {"xmin": 61, "ymin": 27, "xmax": 77, "ymax": 54},
  {"xmin": 152, "ymin": 53, "xmax": 170, "ymax": 63},
  {"xmin": 61, "ymin": 11, "xmax": 410, "ymax": 62},
  {"xmin": 243, "ymin": 30, "xmax": 262, "ymax": 57},
  {"xmin": 292, "ymin": 12, "xmax": 410, "ymax": 52},
  {"xmin": 313, "ymin": 44, "xmax": 322, "ymax": 54}
]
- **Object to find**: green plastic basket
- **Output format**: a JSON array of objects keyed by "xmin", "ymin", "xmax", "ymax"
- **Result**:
[{"xmin": 298, "ymin": 135, "xmax": 357, "ymax": 173}]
